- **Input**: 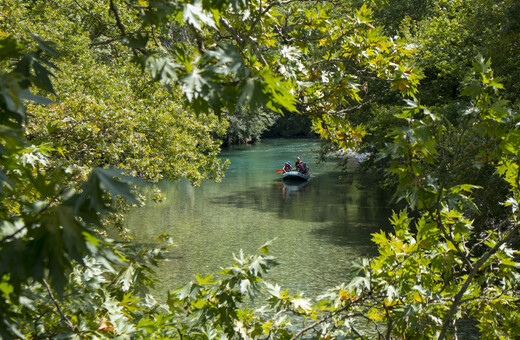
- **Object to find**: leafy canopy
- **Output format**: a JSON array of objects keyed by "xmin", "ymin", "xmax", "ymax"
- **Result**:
[{"xmin": 1, "ymin": 0, "xmax": 520, "ymax": 339}]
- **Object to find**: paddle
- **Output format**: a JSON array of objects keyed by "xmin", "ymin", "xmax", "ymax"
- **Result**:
[{"xmin": 275, "ymin": 170, "xmax": 283, "ymax": 174}]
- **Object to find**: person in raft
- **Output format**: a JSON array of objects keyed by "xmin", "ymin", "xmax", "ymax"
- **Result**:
[
  {"xmin": 295, "ymin": 157, "xmax": 302, "ymax": 171},
  {"xmin": 301, "ymin": 162, "xmax": 309, "ymax": 174},
  {"xmin": 283, "ymin": 161, "xmax": 292, "ymax": 173}
]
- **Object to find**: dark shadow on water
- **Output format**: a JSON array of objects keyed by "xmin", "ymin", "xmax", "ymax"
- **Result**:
[
  {"xmin": 207, "ymin": 169, "xmax": 396, "ymax": 250},
  {"xmin": 210, "ymin": 170, "xmax": 394, "ymax": 222},
  {"xmin": 309, "ymin": 220, "xmax": 391, "ymax": 254}
]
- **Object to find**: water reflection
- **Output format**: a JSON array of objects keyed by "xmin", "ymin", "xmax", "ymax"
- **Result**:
[
  {"xmin": 280, "ymin": 180, "xmax": 309, "ymax": 198},
  {"xmin": 211, "ymin": 170, "xmax": 392, "ymax": 226}
]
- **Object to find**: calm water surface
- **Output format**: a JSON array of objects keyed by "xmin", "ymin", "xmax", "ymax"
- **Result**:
[{"xmin": 126, "ymin": 138, "xmax": 393, "ymax": 298}]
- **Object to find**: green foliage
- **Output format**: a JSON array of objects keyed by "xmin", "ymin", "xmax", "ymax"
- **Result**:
[
  {"xmin": 397, "ymin": 0, "xmax": 520, "ymax": 104},
  {"xmin": 222, "ymin": 107, "xmax": 278, "ymax": 145},
  {"xmin": 10, "ymin": 236, "xmax": 174, "ymax": 339},
  {"xmin": 0, "ymin": 0, "xmax": 230, "ymax": 336},
  {"xmin": 262, "ymin": 112, "xmax": 315, "ymax": 138},
  {"xmin": 1, "ymin": 0, "xmax": 229, "ymax": 186},
  {"xmin": 0, "ymin": 32, "xmax": 149, "ymax": 337},
  {"xmin": 167, "ymin": 245, "xmax": 280, "ymax": 338},
  {"xmin": 367, "ymin": 55, "xmax": 520, "ymax": 339},
  {"xmin": 284, "ymin": 3, "xmax": 423, "ymax": 149}
]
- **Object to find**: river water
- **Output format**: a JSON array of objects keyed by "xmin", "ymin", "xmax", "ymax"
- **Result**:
[{"xmin": 126, "ymin": 138, "xmax": 393, "ymax": 298}]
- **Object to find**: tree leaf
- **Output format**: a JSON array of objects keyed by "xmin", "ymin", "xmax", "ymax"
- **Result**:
[
  {"xmin": 29, "ymin": 33, "xmax": 60, "ymax": 57},
  {"xmin": 0, "ymin": 36, "xmax": 22, "ymax": 59},
  {"xmin": 0, "ymin": 169, "xmax": 13, "ymax": 192},
  {"xmin": 183, "ymin": 0, "xmax": 216, "ymax": 30}
]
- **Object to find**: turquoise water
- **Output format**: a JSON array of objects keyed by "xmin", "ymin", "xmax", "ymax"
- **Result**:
[{"xmin": 126, "ymin": 138, "xmax": 393, "ymax": 298}]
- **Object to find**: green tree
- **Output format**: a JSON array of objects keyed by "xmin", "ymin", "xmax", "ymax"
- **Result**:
[
  {"xmin": 222, "ymin": 107, "xmax": 278, "ymax": 145},
  {"xmin": 2, "ymin": 0, "xmax": 229, "ymax": 185}
]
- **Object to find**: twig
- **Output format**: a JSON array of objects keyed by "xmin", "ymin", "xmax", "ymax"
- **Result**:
[
  {"xmin": 289, "ymin": 304, "xmax": 351, "ymax": 340},
  {"xmin": 468, "ymin": 227, "xmax": 500, "ymax": 255},
  {"xmin": 0, "ymin": 224, "xmax": 28, "ymax": 243},
  {"xmin": 89, "ymin": 38, "xmax": 120, "ymax": 47},
  {"xmin": 33, "ymin": 307, "xmax": 54, "ymax": 337},
  {"xmin": 219, "ymin": 17, "xmax": 245, "ymax": 46},
  {"xmin": 188, "ymin": 24, "xmax": 206, "ymax": 51},
  {"xmin": 246, "ymin": 0, "xmax": 275, "ymax": 36},
  {"xmin": 336, "ymin": 99, "xmax": 375, "ymax": 115},
  {"xmin": 72, "ymin": 0, "xmax": 105, "ymax": 25},
  {"xmin": 1, "ymin": 195, "xmax": 58, "ymax": 243},
  {"xmin": 151, "ymin": 26, "xmax": 160, "ymax": 48},
  {"xmin": 43, "ymin": 279, "xmax": 76, "ymax": 331},
  {"xmin": 350, "ymin": 325, "xmax": 366, "ymax": 340},
  {"xmin": 267, "ymin": 307, "xmax": 290, "ymax": 340},
  {"xmin": 383, "ymin": 300, "xmax": 393, "ymax": 340},
  {"xmin": 109, "ymin": 0, "xmax": 126, "ymax": 36}
]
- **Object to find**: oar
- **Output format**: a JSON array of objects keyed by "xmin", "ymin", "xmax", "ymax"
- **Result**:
[{"xmin": 275, "ymin": 170, "xmax": 283, "ymax": 174}]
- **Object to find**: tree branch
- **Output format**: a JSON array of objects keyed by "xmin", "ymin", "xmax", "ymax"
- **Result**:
[
  {"xmin": 219, "ymin": 17, "xmax": 268, "ymax": 66},
  {"xmin": 438, "ymin": 222, "xmax": 520, "ymax": 340},
  {"xmin": 43, "ymin": 279, "xmax": 76, "ymax": 332},
  {"xmin": 109, "ymin": 0, "xmax": 126, "ymax": 36},
  {"xmin": 72, "ymin": 0, "xmax": 105, "ymax": 25},
  {"xmin": 289, "ymin": 304, "xmax": 353, "ymax": 340}
]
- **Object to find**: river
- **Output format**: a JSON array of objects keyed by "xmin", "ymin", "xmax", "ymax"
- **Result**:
[{"xmin": 126, "ymin": 138, "xmax": 394, "ymax": 299}]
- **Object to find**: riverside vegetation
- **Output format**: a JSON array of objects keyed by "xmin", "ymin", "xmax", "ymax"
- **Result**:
[{"xmin": 1, "ymin": 0, "xmax": 519, "ymax": 339}]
